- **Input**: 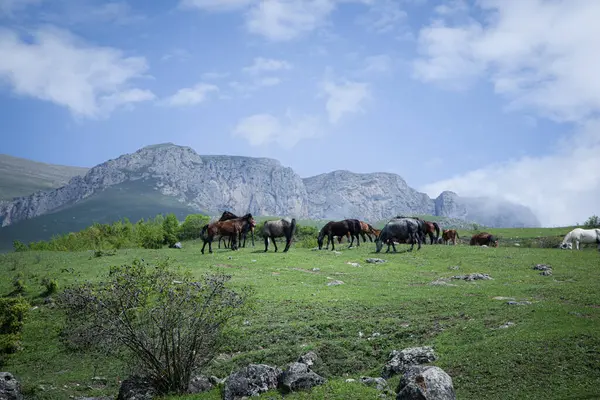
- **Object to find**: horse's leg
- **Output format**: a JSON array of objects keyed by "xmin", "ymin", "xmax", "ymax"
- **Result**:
[
  {"xmin": 264, "ymin": 236, "xmax": 269, "ymax": 252},
  {"xmin": 330, "ymin": 233, "xmax": 335, "ymax": 251},
  {"xmin": 251, "ymin": 230, "xmax": 255, "ymax": 247},
  {"xmin": 576, "ymin": 240, "xmax": 580, "ymax": 250},
  {"xmin": 283, "ymin": 234, "xmax": 291, "ymax": 252},
  {"xmin": 208, "ymin": 236, "xmax": 213, "ymax": 254},
  {"xmin": 272, "ymin": 237, "xmax": 278, "ymax": 252},
  {"xmin": 201, "ymin": 238, "xmax": 207, "ymax": 254}
]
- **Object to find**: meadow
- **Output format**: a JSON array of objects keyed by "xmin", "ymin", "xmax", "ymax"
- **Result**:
[{"xmin": 1, "ymin": 224, "xmax": 599, "ymax": 400}]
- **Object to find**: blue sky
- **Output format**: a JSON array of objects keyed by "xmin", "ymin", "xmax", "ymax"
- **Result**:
[{"xmin": 0, "ymin": 0, "xmax": 599, "ymax": 226}]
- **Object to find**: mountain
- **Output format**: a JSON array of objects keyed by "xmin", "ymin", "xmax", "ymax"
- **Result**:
[
  {"xmin": 0, "ymin": 154, "xmax": 89, "ymax": 201},
  {"xmin": 0, "ymin": 143, "xmax": 541, "ymax": 246}
]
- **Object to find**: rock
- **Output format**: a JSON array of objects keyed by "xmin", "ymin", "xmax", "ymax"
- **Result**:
[
  {"xmin": 311, "ymin": 268, "xmax": 320, "ymax": 272},
  {"xmin": 347, "ymin": 262, "xmax": 361, "ymax": 267},
  {"xmin": 279, "ymin": 362, "xmax": 326, "ymax": 393},
  {"xmin": 507, "ymin": 301, "xmax": 532, "ymax": 306},
  {"xmin": 451, "ymin": 273, "xmax": 492, "ymax": 281},
  {"xmin": 327, "ymin": 280, "xmax": 344, "ymax": 286},
  {"xmin": 223, "ymin": 364, "xmax": 282, "ymax": 400},
  {"xmin": 360, "ymin": 377, "xmax": 388, "ymax": 391},
  {"xmin": 188, "ymin": 375, "xmax": 214, "ymax": 393},
  {"xmin": 209, "ymin": 376, "xmax": 224, "ymax": 385},
  {"xmin": 116, "ymin": 376, "xmax": 156, "ymax": 400},
  {"xmin": 492, "ymin": 296, "xmax": 515, "ymax": 300},
  {"xmin": 297, "ymin": 351, "xmax": 320, "ymax": 367},
  {"xmin": 429, "ymin": 279, "xmax": 457, "ymax": 287},
  {"xmin": 170, "ymin": 242, "xmax": 182, "ymax": 249},
  {"xmin": 540, "ymin": 270, "xmax": 553, "ymax": 276},
  {"xmin": 0, "ymin": 372, "xmax": 22, "ymax": 400},
  {"xmin": 346, "ymin": 379, "xmax": 356, "ymax": 383},
  {"xmin": 498, "ymin": 322, "xmax": 515, "ymax": 329},
  {"xmin": 514, "ymin": 243, "xmax": 521, "ymax": 246},
  {"xmin": 382, "ymin": 347, "xmax": 437, "ymax": 378},
  {"xmin": 396, "ymin": 366, "xmax": 456, "ymax": 400},
  {"xmin": 366, "ymin": 258, "xmax": 387, "ymax": 264},
  {"xmin": 533, "ymin": 264, "xmax": 552, "ymax": 271}
]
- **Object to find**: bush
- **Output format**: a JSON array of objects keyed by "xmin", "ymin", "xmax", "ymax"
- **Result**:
[
  {"xmin": 41, "ymin": 277, "xmax": 58, "ymax": 296},
  {"xmin": 178, "ymin": 214, "xmax": 210, "ymax": 241},
  {"xmin": 57, "ymin": 258, "xmax": 253, "ymax": 395},
  {"xmin": 584, "ymin": 215, "xmax": 600, "ymax": 228},
  {"xmin": 162, "ymin": 213, "xmax": 180, "ymax": 247},
  {"xmin": 0, "ymin": 296, "xmax": 30, "ymax": 365},
  {"xmin": 137, "ymin": 221, "xmax": 165, "ymax": 249}
]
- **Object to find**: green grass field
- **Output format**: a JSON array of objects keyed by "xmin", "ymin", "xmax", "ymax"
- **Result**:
[{"xmin": 1, "ymin": 232, "xmax": 599, "ymax": 399}]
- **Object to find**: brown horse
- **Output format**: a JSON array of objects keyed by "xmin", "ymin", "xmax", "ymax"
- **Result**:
[
  {"xmin": 317, "ymin": 219, "xmax": 362, "ymax": 251},
  {"xmin": 470, "ymin": 232, "xmax": 498, "ymax": 247},
  {"xmin": 201, "ymin": 213, "xmax": 256, "ymax": 254},
  {"xmin": 335, "ymin": 221, "xmax": 379, "ymax": 243},
  {"xmin": 442, "ymin": 229, "xmax": 459, "ymax": 245},
  {"xmin": 216, "ymin": 211, "xmax": 255, "ymax": 248}
]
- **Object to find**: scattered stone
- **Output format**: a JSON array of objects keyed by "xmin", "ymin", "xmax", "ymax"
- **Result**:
[
  {"xmin": 498, "ymin": 322, "xmax": 515, "ymax": 329},
  {"xmin": 366, "ymin": 258, "xmax": 386, "ymax": 264},
  {"xmin": 540, "ymin": 270, "xmax": 553, "ymax": 276},
  {"xmin": 400, "ymin": 323, "xmax": 410, "ymax": 328},
  {"xmin": 223, "ymin": 364, "xmax": 282, "ymax": 400},
  {"xmin": 333, "ymin": 251, "xmax": 342, "ymax": 255},
  {"xmin": 0, "ymin": 372, "xmax": 22, "ymax": 400},
  {"xmin": 346, "ymin": 262, "xmax": 361, "ymax": 267},
  {"xmin": 360, "ymin": 377, "xmax": 388, "ymax": 391},
  {"xmin": 430, "ymin": 279, "xmax": 458, "ymax": 287},
  {"xmin": 116, "ymin": 375, "xmax": 156, "ymax": 400},
  {"xmin": 327, "ymin": 280, "xmax": 344, "ymax": 286},
  {"xmin": 346, "ymin": 379, "xmax": 356, "ymax": 383},
  {"xmin": 396, "ymin": 365, "xmax": 456, "ymax": 400},
  {"xmin": 297, "ymin": 351, "xmax": 319, "ymax": 367},
  {"xmin": 492, "ymin": 296, "xmax": 515, "ymax": 301},
  {"xmin": 507, "ymin": 301, "xmax": 532, "ymax": 306},
  {"xmin": 251, "ymin": 260, "xmax": 257, "ymax": 262},
  {"xmin": 451, "ymin": 273, "xmax": 492, "ymax": 281},
  {"xmin": 481, "ymin": 245, "xmax": 488, "ymax": 248},
  {"xmin": 312, "ymin": 268, "xmax": 320, "ymax": 272},
  {"xmin": 169, "ymin": 242, "xmax": 182, "ymax": 249},
  {"xmin": 279, "ymin": 362, "xmax": 326, "ymax": 393},
  {"xmin": 382, "ymin": 346, "xmax": 437, "ymax": 378},
  {"xmin": 358, "ymin": 331, "xmax": 364, "ymax": 338},
  {"xmin": 514, "ymin": 243, "xmax": 521, "ymax": 247},
  {"xmin": 188, "ymin": 375, "xmax": 213, "ymax": 394},
  {"xmin": 448, "ymin": 266, "xmax": 459, "ymax": 270},
  {"xmin": 533, "ymin": 264, "xmax": 552, "ymax": 271}
]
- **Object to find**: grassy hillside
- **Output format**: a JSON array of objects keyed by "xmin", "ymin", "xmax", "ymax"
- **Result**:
[
  {"xmin": 0, "ymin": 236, "xmax": 599, "ymax": 399},
  {"xmin": 0, "ymin": 154, "xmax": 88, "ymax": 201},
  {"xmin": 0, "ymin": 179, "xmax": 201, "ymax": 252}
]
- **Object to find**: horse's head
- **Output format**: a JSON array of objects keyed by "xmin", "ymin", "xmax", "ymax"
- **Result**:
[
  {"xmin": 560, "ymin": 242, "xmax": 572, "ymax": 250},
  {"xmin": 375, "ymin": 238, "xmax": 383, "ymax": 253}
]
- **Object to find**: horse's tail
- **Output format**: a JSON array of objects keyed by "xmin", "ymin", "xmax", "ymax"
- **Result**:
[
  {"xmin": 456, "ymin": 231, "xmax": 460, "ymax": 239},
  {"xmin": 289, "ymin": 218, "xmax": 297, "ymax": 241},
  {"xmin": 432, "ymin": 222, "xmax": 441, "ymax": 241}
]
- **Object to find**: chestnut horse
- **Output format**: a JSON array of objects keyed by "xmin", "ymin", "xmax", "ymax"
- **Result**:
[
  {"xmin": 470, "ymin": 232, "xmax": 498, "ymax": 247},
  {"xmin": 216, "ymin": 211, "xmax": 255, "ymax": 248},
  {"xmin": 201, "ymin": 213, "xmax": 256, "ymax": 254},
  {"xmin": 335, "ymin": 221, "xmax": 379, "ymax": 243},
  {"xmin": 317, "ymin": 219, "xmax": 362, "ymax": 251},
  {"xmin": 442, "ymin": 229, "xmax": 459, "ymax": 245}
]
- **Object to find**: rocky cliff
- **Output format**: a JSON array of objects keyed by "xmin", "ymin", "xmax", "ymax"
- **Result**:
[{"xmin": 0, "ymin": 143, "xmax": 540, "ymax": 228}]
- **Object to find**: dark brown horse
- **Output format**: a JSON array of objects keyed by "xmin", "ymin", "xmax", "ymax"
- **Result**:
[
  {"xmin": 201, "ymin": 213, "xmax": 256, "ymax": 254},
  {"xmin": 442, "ymin": 229, "xmax": 459, "ymax": 245},
  {"xmin": 317, "ymin": 219, "xmax": 361, "ymax": 251},
  {"xmin": 470, "ymin": 232, "xmax": 498, "ymax": 247},
  {"xmin": 216, "ymin": 211, "xmax": 255, "ymax": 248}
]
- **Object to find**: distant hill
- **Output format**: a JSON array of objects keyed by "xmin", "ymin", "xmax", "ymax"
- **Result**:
[
  {"xmin": 0, "ymin": 154, "xmax": 89, "ymax": 201},
  {"xmin": 0, "ymin": 143, "xmax": 541, "ymax": 250}
]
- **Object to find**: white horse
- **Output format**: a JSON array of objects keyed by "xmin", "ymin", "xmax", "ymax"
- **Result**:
[{"xmin": 559, "ymin": 228, "xmax": 600, "ymax": 250}]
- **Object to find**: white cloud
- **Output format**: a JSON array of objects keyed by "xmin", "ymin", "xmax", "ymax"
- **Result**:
[
  {"xmin": 179, "ymin": 0, "xmax": 254, "ymax": 12},
  {"xmin": 421, "ymin": 121, "xmax": 600, "ymax": 227},
  {"xmin": 413, "ymin": 0, "xmax": 600, "ymax": 122},
  {"xmin": 0, "ymin": 26, "xmax": 153, "ymax": 118},
  {"xmin": 232, "ymin": 111, "xmax": 321, "ymax": 148},
  {"xmin": 163, "ymin": 83, "xmax": 219, "ymax": 107},
  {"xmin": 321, "ymin": 78, "xmax": 370, "ymax": 124},
  {"xmin": 415, "ymin": 1, "xmax": 600, "ymax": 226},
  {"xmin": 356, "ymin": 0, "xmax": 407, "ymax": 33},
  {"xmin": 242, "ymin": 57, "xmax": 292, "ymax": 75}
]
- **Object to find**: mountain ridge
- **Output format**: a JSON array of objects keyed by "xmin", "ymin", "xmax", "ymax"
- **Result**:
[{"xmin": 0, "ymin": 143, "xmax": 541, "ymax": 229}]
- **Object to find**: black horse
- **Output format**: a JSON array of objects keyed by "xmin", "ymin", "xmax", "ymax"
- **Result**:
[{"xmin": 317, "ymin": 219, "xmax": 362, "ymax": 251}]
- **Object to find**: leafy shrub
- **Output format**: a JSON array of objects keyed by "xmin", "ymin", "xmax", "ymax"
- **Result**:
[
  {"xmin": 178, "ymin": 214, "xmax": 210, "ymax": 241},
  {"xmin": 11, "ymin": 274, "xmax": 26, "ymax": 296},
  {"xmin": 57, "ymin": 258, "xmax": 253, "ymax": 395},
  {"xmin": 0, "ymin": 296, "xmax": 30, "ymax": 365},
  {"xmin": 584, "ymin": 215, "xmax": 600, "ymax": 228},
  {"xmin": 162, "ymin": 213, "xmax": 180, "ymax": 247},
  {"xmin": 41, "ymin": 277, "xmax": 58, "ymax": 296},
  {"xmin": 136, "ymin": 221, "xmax": 165, "ymax": 249},
  {"xmin": 12, "ymin": 240, "xmax": 27, "ymax": 252}
]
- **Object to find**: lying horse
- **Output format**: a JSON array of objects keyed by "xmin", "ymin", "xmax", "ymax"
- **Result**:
[
  {"xmin": 560, "ymin": 228, "xmax": 600, "ymax": 250},
  {"xmin": 201, "ymin": 213, "xmax": 256, "ymax": 254},
  {"xmin": 470, "ymin": 232, "xmax": 498, "ymax": 247},
  {"xmin": 442, "ymin": 229, "xmax": 459, "ymax": 245},
  {"xmin": 317, "ymin": 219, "xmax": 361, "ymax": 251},
  {"xmin": 375, "ymin": 217, "xmax": 421, "ymax": 253},
  {"xmin": 262, "ymin": 217, "xmax": 297, "ymax": 252}
]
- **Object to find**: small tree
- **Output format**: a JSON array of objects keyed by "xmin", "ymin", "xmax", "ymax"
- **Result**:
[
  {"xmin": 178, "ymin": 214, "xmax": 210, "ymax": 241},
  {"xmin": 57, "ymin": 258, "xmax": 253, "ymax": 394},
  {"xmin": 584, "ymin": 215, "xmax": 600, "ymax": 228},
  {"xmin": 162, "ymin": 213, "xmax": 180, "ymax": 247}
]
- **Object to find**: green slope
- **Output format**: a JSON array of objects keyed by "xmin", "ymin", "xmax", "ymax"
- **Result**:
[
  {"xmin": 0, "ymin": 179, "xmax": 201, "ymax": 252},
  {"xmin": 0, "ymin": 154, "xmax": 89, "ymax": 201}
]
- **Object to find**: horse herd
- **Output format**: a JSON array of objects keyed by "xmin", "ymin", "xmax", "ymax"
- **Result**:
[{"xmin": 199, "ymin": 212, "xmax": 506, "ymax": 254}]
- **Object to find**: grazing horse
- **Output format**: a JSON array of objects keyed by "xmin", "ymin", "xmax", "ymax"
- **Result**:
[
  {"xmin": 216, "ymin": 211, "xmax": 255, "ymax": 248},
  {"xmin": 442, "ymin": 229, "xmax": 460, "ymax": 245},
  {"xmin": 359, "ymin": 221, "xmax": 379, "ymax": 242},
  {"xmin": 317, "ymin": 219, "xmax": 362, "ymax": 251},
  {"xmin": 262, "ymin": 218, "xmax": 297, "ymax": 252},
  {"xmin": 470, "ymin": 232, "xmax": 498, "ymax": 247},
  {"xmin": 375, "ymin": 217, "xmax": 421, "ymax": 253},
  {"xmin": 201, "ymin": 213, "xmax": 256, "ymax": 254},
  {"xmin": 560, "ymin": 228, "xmax": 600, "ymax": 250},
  {"xmin": 395, "ymin": 216, "xmax": 427, "ymax": 244}
]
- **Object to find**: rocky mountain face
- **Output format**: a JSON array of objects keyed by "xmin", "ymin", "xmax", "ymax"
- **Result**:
[{"xmin": 0, "ymin": 143, "xmax": 540, "ymax": 228}]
